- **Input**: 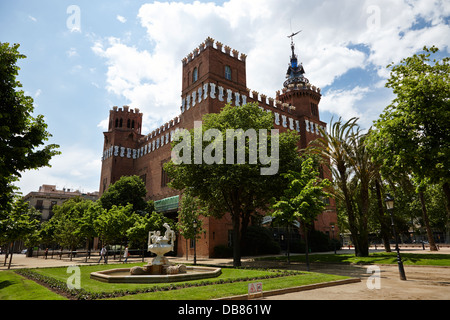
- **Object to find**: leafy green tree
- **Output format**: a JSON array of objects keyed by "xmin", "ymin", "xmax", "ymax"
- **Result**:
[
  {"xmin": 309, "ymin": 117, "xmax": 373, "ymax": 256},
  {"xmin": 176, "ymin": 192, "xmax": 207, "ymax": 262},
  {"xmin": 50, "ymin": 197, "xmax": 89, "ymax": 260},
  {"xmin": 1, "ymin": 197, "xmax": 40, "ymax": 269},
  {"xmin": 99, "ymin": 175, "xmax": 151, "ymax": 212},
  {"xmin": 165, "ymin": 103, "xmax": 301, "ymax": 266},
  {"xmin": 76, "ymin": 200, "xmax": 102, "ymax": 261},
  {"xmin": 370, "ymin": 46, "xmax": 449, "ymax": 249},
  {"xmin": 127, "ymin": 211, "xmax": 170, "ymax": 261},
  {"xmin": 94, "ymin": 204, "xmax": 133, "ymax": 246},
  {"xmin": 0, "ymin": 43, "xmax": 60, "ymax": 210},
  {"xmin": 271, "ymin": 157, "xmax": 331, "ymax": 269}
]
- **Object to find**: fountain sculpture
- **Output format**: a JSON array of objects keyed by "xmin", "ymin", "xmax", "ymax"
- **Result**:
[
  {"xmin": 130, "ymin": 223, "xmax": 186, "ymax": 275},
  {"xmin": 90, "ymin": 223, "xmax": 221, "ymax": 283}
]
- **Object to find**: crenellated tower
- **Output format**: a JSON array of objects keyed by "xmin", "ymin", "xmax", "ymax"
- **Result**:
[
  {"xmin": 276, "ymin": 35, "xmax": 324, "ymax": 149},
  {"xmin": 99, "ymin": 106, "xmax": 143, "ymax": 194}
]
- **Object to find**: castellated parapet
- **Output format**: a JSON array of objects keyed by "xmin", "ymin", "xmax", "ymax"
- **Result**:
[{"xmin": 182, "ymin": 37, "xmax": 247, "ymax": 66}]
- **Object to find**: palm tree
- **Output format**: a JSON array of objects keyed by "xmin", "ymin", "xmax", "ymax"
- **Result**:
[{"xmin": 309, "ymin": 117, "xmax": 371, "ymax": 256}]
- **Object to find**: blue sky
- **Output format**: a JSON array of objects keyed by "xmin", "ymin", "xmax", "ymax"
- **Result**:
[{"xmin": 1, "ymin": 0, "xmax": 449, "ymax": 195}]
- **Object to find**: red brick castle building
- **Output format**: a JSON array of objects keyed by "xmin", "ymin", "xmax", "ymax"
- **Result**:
[{"xmin": 99, "ymin": 37, "xmax": 338, "ymax": 258}]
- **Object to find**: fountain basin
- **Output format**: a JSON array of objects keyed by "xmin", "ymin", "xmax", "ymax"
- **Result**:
[{"xmin": 90, "ymin": 265, "xmax": 222, "ymax": 284}]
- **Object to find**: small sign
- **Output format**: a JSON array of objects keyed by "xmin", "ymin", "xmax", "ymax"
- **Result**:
[{"xmin": 248, "ymin": 282, "xmax": 263, "ymax": 296}]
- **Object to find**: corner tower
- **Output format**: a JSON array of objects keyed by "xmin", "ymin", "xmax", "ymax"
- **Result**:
[
  {"xmin": 276, "ymin": 34, "xmax": 324, "ymax": 149},
  {"xmin": 99, "ymin": 106, "xmax": 143, "ymax": 194},
  {"xmin": 179, "ymin": 37, "xmax": 248, "ymax": 128}
]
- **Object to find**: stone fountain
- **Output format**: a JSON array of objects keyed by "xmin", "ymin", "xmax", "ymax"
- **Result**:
[
  {"xmin": 90, "ymin": 223, "xmax": 221, "ymax": 283},
  {"xmin": 130, "ymin": 223, "xmax": 186, "ymax": 275}
]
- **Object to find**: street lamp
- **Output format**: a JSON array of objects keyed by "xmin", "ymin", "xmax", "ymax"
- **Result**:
[
  {"xmin": 384, "ymin": 193, "xmax": 407, "ymax": 281},
  {"xmin": 331, "ymin": 225, "xmax": 336, "ymax": 254},
  {"xmin": 193, "ymin": 219, "xmax": 197, "ymax": 265}
]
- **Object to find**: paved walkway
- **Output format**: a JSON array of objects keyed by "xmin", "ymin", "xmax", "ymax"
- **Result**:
[{"xmin": 2, "ymin": 248, "xmax": 449, "ymax": 300}]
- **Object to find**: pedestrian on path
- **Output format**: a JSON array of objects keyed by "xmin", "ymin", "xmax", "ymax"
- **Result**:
[
  {"xmin": 98, "ymin": 246, "xmax": 108, "ymax": 264},
  {"xmin": 123, "ymin": 246, "xmax": 129, "ymax": 263}
]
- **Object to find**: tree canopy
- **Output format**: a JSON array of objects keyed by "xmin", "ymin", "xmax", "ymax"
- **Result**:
[
  {"xmin": 165, "ymin": 103, "xmax": 301, "ymax": 266},
  {"xmin": 0, "ymin": 42, "xmax": 60, "ymax": 210}
]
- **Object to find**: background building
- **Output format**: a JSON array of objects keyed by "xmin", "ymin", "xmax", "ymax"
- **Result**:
[
  {"xmin": 23, "ymin": 184, "xmax": 99, "ymax": 221},
  {"xmin": 99, "ymin": 37, "xmax": 338, "ymax": 258}
]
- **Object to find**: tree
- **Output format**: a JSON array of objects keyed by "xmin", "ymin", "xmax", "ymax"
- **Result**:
[
  {"xmin": 50, "ymin": 197, "xmax": 91, "ymax": 260},
  {"xmin": 99, "ymin": 175, "xmax": 151, "ymax": 212},
  {"xmin": 0, "ymin": 43, "xmax": 60, "ymax": 210},
  {"xmin": 76, "ymin": 200, "xmax": 101, "ymax": 261},
  {"xmin": 165, "ymin": 103, "xmax": 301, "ymax": 266},
  {"xmin": 370, "ymin": 46, "xmax": 449, "ymax": 249},
  {"xmin": 176, "ymin": 192, "xmax": 207, "ymax": 262},
  {"xmin": 271, "ymin": 157, "xmax": 331, "ymax": 269},
  {"xmin": 1, "ymin": 197, "xmax": 40, "ymax": 269},
  {"xmin": 127, "ymin": 211, "xmax": 169, "ymax": 261},
  {"xmin": 94, "ymin": 204, "xmax": 134, "ymax": 250},
  {"xmin": 309, "ymin": 117, "xmax": 371, "ymax": 256}
]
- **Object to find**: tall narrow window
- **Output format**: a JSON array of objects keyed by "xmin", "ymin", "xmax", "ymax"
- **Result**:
[
  {"xmin": 225, "ymin": 65, "xmax": 232, "ymax": 80},
  {"xmin": 193, "ymin": 67, "xmax": 198, "ymax": 82}
]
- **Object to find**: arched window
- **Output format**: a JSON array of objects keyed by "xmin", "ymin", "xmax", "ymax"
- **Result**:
[
  {"xmin": 131, "ymin": 120, "xmax": 135, "ymax": 129},
  {"xmin": 127, "ymin": 119, "xmax": 131, "ymax": 128},
  {"xmin": 193, "ymin": 67, "xmax": 198, "ymax": 82},
  {"xmin": 225, "ymin": 65, "xmax": 232, "ymax": 80},
  {"xmin": 115, "ymin": 118, "xmax": 119, "ymax": 127},
  {"xmin": 119, "ymin": 118, "xmax": 123, "ymax": 127}
]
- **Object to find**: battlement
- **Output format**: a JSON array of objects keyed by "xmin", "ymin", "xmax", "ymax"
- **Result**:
[
  {"xmin": 111, "ymin": 105, "xmax": 142, "ymax": 115},
  {"xmin": 138, "ymin": 115, "xmax": 181, "ymax": 145},
  {"xmin": 182, "ymin": 37, "xmax": 247, "ymax": 67}
]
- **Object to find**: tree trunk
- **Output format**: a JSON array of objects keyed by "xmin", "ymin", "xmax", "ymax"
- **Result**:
[
  {"xmin": 232, "ymin": 212, "xmax": 241, "ymax": 267},
  {"xmin": 7, "ymin": 242, "xmax": 14, "ymax": 270},
  {"xmin": 443, "ymin": 182, "xmax": 450, "ymax": 244},
  {"xmin": 419, "ymin": 190, "xmax": 438, "ymax": 251},
  {"xmin": 286, "ymin": 225, "xmax": 291, "ymax": 265},
  {"xmin": 303, "ymin": 223, "xmax": 310, "ymax": 272},
  {"xmin": 358, "ymin": 185, "xmax": 370, "ymax": 257},
  {"xmin": 375, "ymin": 177, "xmax": 391, "ymax": 252},
  {"xmin": 339, "ymin": 167, "xmax": 360, "ymax": 256}
]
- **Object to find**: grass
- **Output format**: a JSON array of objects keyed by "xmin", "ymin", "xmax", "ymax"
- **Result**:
[
  {"xmin": 111, "ymin": 272, "xmax": 345, "ymax": 300},
  {"xmin": 0, "ymin": 270, "xmax": 67, "ymax": 300},
  {"xmin": 258, "ymin": 252, "xmax": 450, "ymax": 266},
  {"xmin": 7, "ymin": 262, "xmax": 348, "ymax": 300}
]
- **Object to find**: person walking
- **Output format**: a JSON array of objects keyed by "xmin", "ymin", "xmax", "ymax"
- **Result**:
[
  {"xmin": 123, "ymin": 245, "xmax": 129, "ymax": 263},
  {"xmin": 98, "ymin": 245, "xmax": 108, "ymax": 264}
]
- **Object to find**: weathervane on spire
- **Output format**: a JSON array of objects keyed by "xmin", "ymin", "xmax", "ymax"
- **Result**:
[
  {"xmin": 284, "ymin": 26, "xmax": 307, "ymax": 88},
  {"xmin": 287, "ymin": 29, "xmax": 302, "ymax": 58},
  {"xmin": 287, "ymin": 30, "xmax": 302, "ymax": 45}
]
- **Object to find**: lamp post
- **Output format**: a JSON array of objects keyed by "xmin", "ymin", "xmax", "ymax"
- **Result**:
[
  {"xmin": 193, "ymin": 219, "xmax": 197, "ymax": 265},
  {"xmin": 384, "ymin": 193, "xmax": 407, "ymax": 281},
  {"xmin": 331, "ymin": 225, "xmax": 336, "ymax": 254}
]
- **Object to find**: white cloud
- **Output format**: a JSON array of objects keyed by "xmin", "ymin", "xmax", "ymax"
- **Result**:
[
  {"xmin": 91, "ymin": 0, "xmax": 449, "ymax": 132},
  {"xmin": 117, "ymin": 15, "xmax": 127, "ymax": 23},
  {"xmin": 15, "ymin": 145, "xmax": 102, "ymax": 195},
  {"xmin": 321, "ymin": 86, "xmax": 370, "ymax": 121},
  {"xmin": 97, "ymin": 117, "xmax": 109, "ymax": 131},
  {"xmin": 66, "ymin": 47, "xmax": 78, "ymax": 57},
  {"xmin": 28, "ymin": 15, "xmax": 37, "ymax": 22}
]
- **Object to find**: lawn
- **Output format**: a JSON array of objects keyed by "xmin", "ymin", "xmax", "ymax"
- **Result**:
[
  {"xmin": 0, "ymin": 270, "xmax": 67, "ymax": 300},
  {"xmin": 258, "ymin": 252, "xmax": 450, "ymax": 266},
  {"xmin": 10, "ymin": 262, "xmax": 348, "ymax": 300}
]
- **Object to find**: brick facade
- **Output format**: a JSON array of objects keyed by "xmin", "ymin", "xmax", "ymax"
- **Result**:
[{"xmin": 99, "ymin": 37, "xmax": 338, "ymax": 258}]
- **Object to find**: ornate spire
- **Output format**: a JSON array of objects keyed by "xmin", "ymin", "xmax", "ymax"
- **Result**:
[{"xmin": 284, "ymin": 30, "xmax": 309, "ymax": 88}]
